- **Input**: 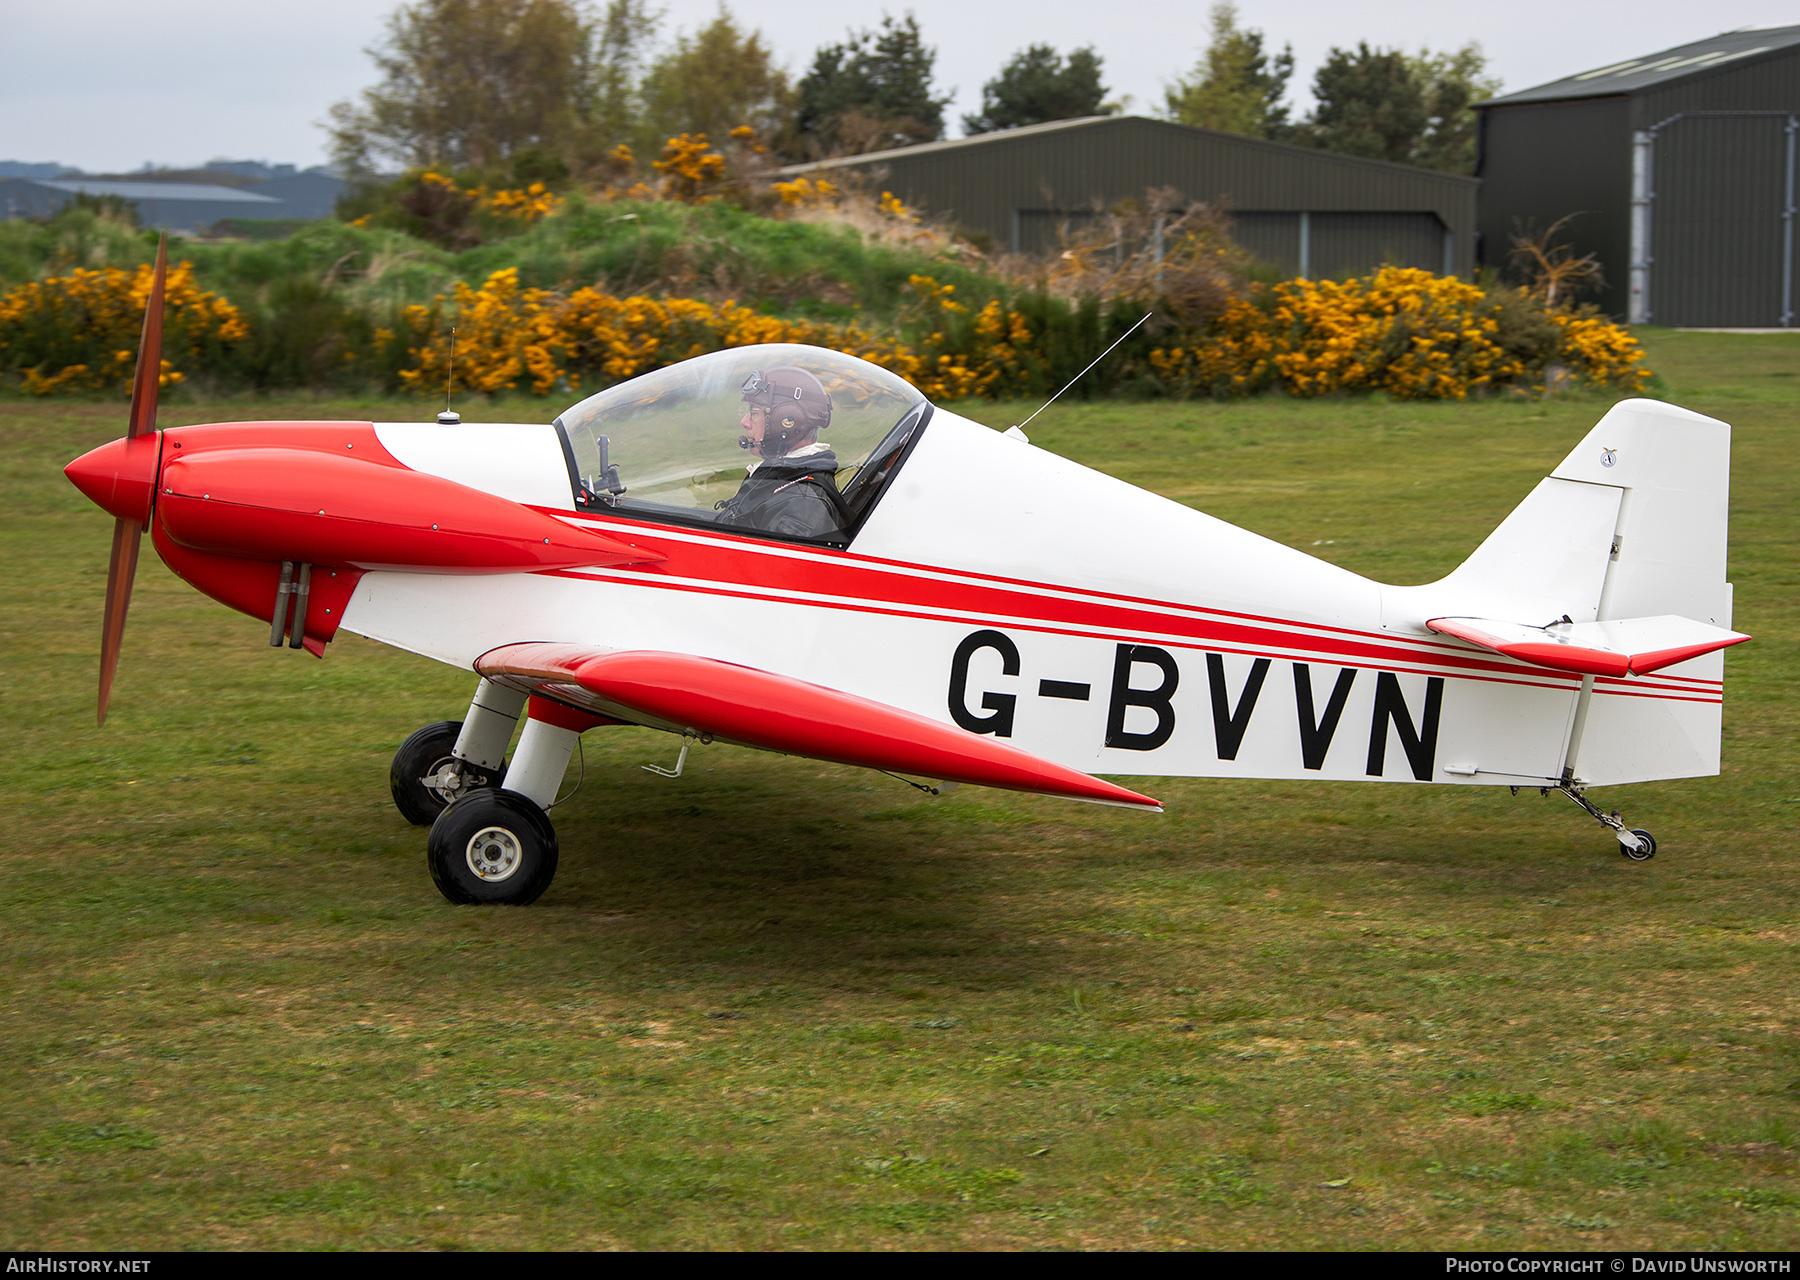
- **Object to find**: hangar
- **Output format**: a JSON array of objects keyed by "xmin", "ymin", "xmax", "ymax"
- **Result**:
[
  {"xmin": 1476, "ymin": 24, "xmax": 1800, "ymax": 327},
  {"xmin": 0, "ymin": 177, "xmax": 285, "ymax": 230},
  {"xmin": 776, "ymin": 115, "xmax": 1478, "ymax": 280}
]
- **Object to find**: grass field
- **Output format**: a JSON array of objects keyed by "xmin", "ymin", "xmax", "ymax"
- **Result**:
[{"xmin": 3, "ymin": 330, "xmax": 1796, "ymax": 1250}]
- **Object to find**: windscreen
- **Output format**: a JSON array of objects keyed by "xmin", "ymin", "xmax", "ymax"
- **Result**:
[{"xmin": 555, "ymin": 344, "xmax": 927, "ymax": 544}]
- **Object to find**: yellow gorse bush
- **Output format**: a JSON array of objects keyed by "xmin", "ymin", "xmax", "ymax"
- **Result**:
[
  {"xmin": 400, "ymin": 267, "xmax": 913, "ymax": 397},
  {"xmin": 772, "ymin": 176, "xmax": 837, "ymax": 207},
  {"xmin": 398, "ymin": 268, "xmax": 1053, "ymax": 404},
  {"xmin": 397, "ymin": 265, "xmax": 1648, "ymax": 406},
  {"xmin": 1147, "ymin": 267, "xmax": 1648, "ymax": 400},
  {"xmin": 878, "ymin": 191, "xmax": 917, "ymax": 223},
  {"xmin": 486, "ymin": 182, "xmax": 563, "ymax": 222},
  {"xmin": 1551, "ymin": 311, "xmax": 1650, "ymax": 389},
  {"xmin": 412, "ymin": 170, "xmax": 563, "ymax": 224},
  {"xmin": 0, "ymin": 260, "xmax": 247, "ymax": 395},
  {"xmin": 653, "ymin": 134, "xmax": 728, "ymax": 203}
]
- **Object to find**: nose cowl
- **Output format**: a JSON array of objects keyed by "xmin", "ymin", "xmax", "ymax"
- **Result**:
[{"xmin": 66, "ymin": 433, "xmax": 160, "ymax": 524}]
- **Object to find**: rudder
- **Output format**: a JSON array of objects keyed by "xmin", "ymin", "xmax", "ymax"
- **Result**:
[{"xmin": 1557, "ymin": 399, "xmax": 1734, "ymax": 785}]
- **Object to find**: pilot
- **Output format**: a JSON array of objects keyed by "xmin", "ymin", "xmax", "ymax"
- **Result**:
[{"xmin": 715, "ymin": 366, "xmax": 846, "ymax": 539}]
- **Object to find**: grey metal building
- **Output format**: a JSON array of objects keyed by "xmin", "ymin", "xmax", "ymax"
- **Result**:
[
  {"xmin": 0, "ymin": 172, "xmax": 347, "ymax": 229},
  {"xmin": 0, "ymin": 178, "xmax": 286, "ymax": 230},
  {"xmin": 1476, "ymin": 25, "xmax": 1800, "ymax": 327},
  {"xmin": 778, "ymin": 116, "xmax": 1479, "ymax": 279}
]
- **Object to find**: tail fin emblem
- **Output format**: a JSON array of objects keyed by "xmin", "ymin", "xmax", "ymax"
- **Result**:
[{"xmin": 1600, "ymin": 447, "xmax": 1618, "ymax": 467}]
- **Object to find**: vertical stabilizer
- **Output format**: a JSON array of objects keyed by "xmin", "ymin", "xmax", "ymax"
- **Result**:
[
  {"xmin": 1551, "ymin": 399, "xmax": 1732, "ymax": 629},
  {"xmin": 1388, "ymin": 398, "xmax": 1739, "ymax": 787},
  {"xmin": 1555, "ymin": 399, "xmax": 1734, "ymax": 784}
]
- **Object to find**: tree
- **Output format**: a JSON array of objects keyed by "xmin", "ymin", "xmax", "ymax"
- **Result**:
[
  {"xmin": 590, "ymin": 0, "xmax": 660, "ymax": 152},
  {"xmin": 637, "ymin": 8, "xmax": 793, "ymax": 150},
  {"xmin": 1410, "ymin": 45, "xmax": 1501, "ymax": 174},
  {"xmin": 326, "ymin": 0, "xmax": 598, "ymax": 174},
  {"xmin": 1302, "ymin": 43, "xmax": 1425, "ymax": 164},
  {"xmin": 1297, "ymin": 41, "xmax": 1498, "ymax": 173},
  {"xmin": 795, "ymin": 13, "xmax": 952, "ymax": 155},
  {"xmin": 962, "ymin": 45, "xmax": 1108, "ymax": 135},
  {"xmin": 1163, "ymin": 2, "xmax": 1292, "ymax": 139}
]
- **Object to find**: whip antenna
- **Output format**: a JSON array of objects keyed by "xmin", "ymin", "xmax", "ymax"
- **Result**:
[
  {"xmin": 1014, "ymin": 311, "xmax": 1152, "ymax": 433},
  {"xmin": 438, "ymin": 327, "xmax": 460, "ymax": 425}
]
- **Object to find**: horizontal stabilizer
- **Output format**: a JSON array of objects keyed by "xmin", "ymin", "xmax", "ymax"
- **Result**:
[
  {"xmin": 1427, "ymin": 614, "xmax": 1750, "ymax": 678},
  {"xmin": 476, "ymin": 644, "xmax": 1163, "ymax": 811}
]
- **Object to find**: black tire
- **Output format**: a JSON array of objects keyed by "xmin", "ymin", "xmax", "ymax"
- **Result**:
[
  {"xmin": 427, "ymin": 789, "xmax": 559, "ymax": 905},
  {"xmin": 1622, "ymin": 828, "xmax": 1656, "ymax": 861},
  {"xmin": 390, "ymin": 720, "xmax": 506, "ymax": 826}
]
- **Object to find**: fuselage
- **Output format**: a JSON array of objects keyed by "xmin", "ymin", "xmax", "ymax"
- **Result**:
[
  {"xmin": 70, "ymin": 400, "xmax": 1725, "ymax": 791},
  {"xmin": 338, "ymin": 408, "xmax": 1624, "ymax": 789}
]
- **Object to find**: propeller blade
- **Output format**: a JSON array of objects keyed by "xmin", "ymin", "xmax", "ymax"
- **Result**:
[
  {"xmin": 126, "ymin": 235, "xmax": 168, "ymax": 440},
  {"xmin": 97, "ymin": 239, "xmax": 165, "ymax": 724},
  {"xmin": 97, "ymin": 516, "xmax": 141, "ymax": 727}
]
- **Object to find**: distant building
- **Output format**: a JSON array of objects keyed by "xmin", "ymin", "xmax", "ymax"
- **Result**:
[
  {"xmin": 776, "ymin": 115, "xmax": 1479, "ymax": 280},
  {"xmin": 251, "ymin": 171, "xmax": 346, "ymax": 220},
  {"xmin": 205, "ymin": 160, "xmax": 299, "ymax": 181},
  {"xmin": 0, "ymin": 168, "xmax": 347, "ymax": 230},
  {"xmin": 0, "ymin": 161, "xmax": 77, "ymax": 179},
  {"xmin": 1476, "ymin": 24, "xmax": 1800, "ymax": 327}
]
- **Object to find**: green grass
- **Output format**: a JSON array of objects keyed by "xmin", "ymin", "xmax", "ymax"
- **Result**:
[
  {"xmin": 3, "ymin": 329, "xmax": 1797, "ymax": 1249},
  {"xmin": 0, "ymin": 198, "xmax": 996, "ymax": 326}
]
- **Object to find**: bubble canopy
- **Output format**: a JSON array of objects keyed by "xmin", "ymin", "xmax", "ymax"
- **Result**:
[{"xmin": 553, "ymin": 345, "xmax": 929, "ymax": 546}]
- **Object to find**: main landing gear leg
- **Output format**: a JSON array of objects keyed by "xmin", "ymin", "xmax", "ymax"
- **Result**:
[
  {"xmin": 1551, "ymin": 778, "xmax": 1656, "ymax": 861},
  {"xmin": 388, "ymin": 679, "xmax": 525, "ymax": 826},
  {"xmin": 497, "ymin": 717, "xmax": 581, "ymax": 812},
  {"xmin": 426, "ymin": 713, "xmax": 579, "ymax": 907}
]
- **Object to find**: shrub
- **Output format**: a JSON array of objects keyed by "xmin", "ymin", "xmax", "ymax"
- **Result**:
[
  {"xmin": 341, "ymin": 168, "xmax": 568, "ymax": 248},
  {"xmin": 0, "ymin": 260, "xmax": 247, "ymax": 395},
  {"xmin": 394, "ymin": 266, "xmax": 918, "ymax": 397},
  {"xmin": 1143, "ymin": 267, "xmax": 1648, "ymax": 399}
]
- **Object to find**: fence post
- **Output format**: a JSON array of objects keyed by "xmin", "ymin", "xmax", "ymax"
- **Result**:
[{"xmin": 1298, "ymin": 211, "xmax": 1311, "ymax": 279}]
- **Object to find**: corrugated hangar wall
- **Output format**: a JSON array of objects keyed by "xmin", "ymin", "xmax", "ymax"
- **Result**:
[
  {"xmin": 781, "ymin": 117, "xmax": 1478, "ymax": 280},
  {"xmin": 1477, "ymin": 35, "xmax": 1800, "ymax": 327},
  {"xmin": 1477, "ymin": 99, "xmax": 1634, "ymax": 318}
]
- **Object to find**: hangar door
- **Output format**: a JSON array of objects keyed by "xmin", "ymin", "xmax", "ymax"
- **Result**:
[
  {"xmin": 1011, "ymin": 209, "xmax": 1453, "ymax": 279},
  {"xmin": 1636, "ymin": 112, "xmax": 1797, "ymax": 328},
  {"xmin": 1230, "ymin": 212, "xmax": 1452, "ymax": 279}
]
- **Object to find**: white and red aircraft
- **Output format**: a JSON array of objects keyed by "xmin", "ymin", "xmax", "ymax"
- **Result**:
[{"xmin": 66, "ymin": 247, "xmax": 1750, "ymax": 904}]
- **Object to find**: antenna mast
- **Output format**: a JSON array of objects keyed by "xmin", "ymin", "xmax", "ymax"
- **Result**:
[
  {"xmin": 438, "ymin": 327, "xmax": 460, "ymax": 425},
  {"xmin": 1014, "ymin": 312, "xmax": 1153, "ymax": 433}
]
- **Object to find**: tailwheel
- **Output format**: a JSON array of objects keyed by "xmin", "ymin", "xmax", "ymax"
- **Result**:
[
  {"xmin": 389, "ymin": 721, "xmax": 505, "ymax": 826},
  {"xmin": 1552, "ymin": 779, "xmax": 1658, "ymax": 862},
  {"xmin": 427, "ymin": 789, "xmax": 559, "ymax": 905}
]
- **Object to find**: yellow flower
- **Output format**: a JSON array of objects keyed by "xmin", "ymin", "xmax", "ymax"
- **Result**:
[{"xmin": 0, "ymin": 260, "xmax": 246, "ymax": 395}]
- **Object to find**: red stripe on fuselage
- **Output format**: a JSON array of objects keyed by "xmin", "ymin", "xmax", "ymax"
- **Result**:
[
  {"xmin": 531, "ymin": 513, "xmax": 1723, "ymax": 702},
  {"xmin": 541, "ymin": 516, "xmax": 1573, "ymax": 680}
]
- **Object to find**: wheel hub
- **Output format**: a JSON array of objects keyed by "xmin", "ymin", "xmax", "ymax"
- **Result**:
[
  {"xmin": 465, "ymin": 826, "xmax": 522, "ymax": 881},
  {"xmin": 421, "ymin": 756, "xmax": 473, "ymax": 803}
]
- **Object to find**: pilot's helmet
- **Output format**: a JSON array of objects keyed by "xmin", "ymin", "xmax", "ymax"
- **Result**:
[{"xmin": 740, "ymin": 366, "xmax": 833, "ymax": 448}]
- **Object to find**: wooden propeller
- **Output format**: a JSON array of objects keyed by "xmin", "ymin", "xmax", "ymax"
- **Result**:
[{"xmin": 97, "ymin": 235, "xmax": 167, "ymax": 726}]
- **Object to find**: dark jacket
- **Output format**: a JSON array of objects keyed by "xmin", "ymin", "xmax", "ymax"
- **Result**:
[{"xmin": 715, "ymin": 448, "xmax": 845, "ymax": 539}]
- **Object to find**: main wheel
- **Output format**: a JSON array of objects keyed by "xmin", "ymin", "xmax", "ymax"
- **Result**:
[
  {"xmin": 390, "ymin": 721, "xmax": 506, "ymax": 826},
  {"xmin": 1622, "ymin": 828, "xmax": 1656, "ymax": 862},
  {"xmin": 427, "ymin": 789, "xmax": 559, "ymax": 905}
]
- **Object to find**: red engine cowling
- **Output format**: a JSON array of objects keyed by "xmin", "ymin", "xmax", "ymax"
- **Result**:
[
  {"xmin": 68, "ymin": 419, "xmax": 663, "ymax": 656},
  {"xmin": 158, "ymin": 445, "xmax": 654, "ymax": 573}
]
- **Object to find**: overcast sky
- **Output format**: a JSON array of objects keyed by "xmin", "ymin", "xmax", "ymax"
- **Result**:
[{"xmin": 2, "ymin": 0, "xmax": 1795, "ymax": 172}]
